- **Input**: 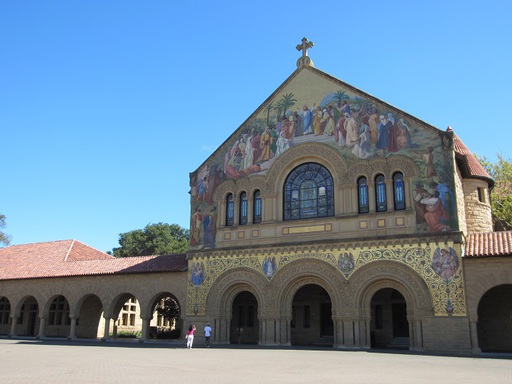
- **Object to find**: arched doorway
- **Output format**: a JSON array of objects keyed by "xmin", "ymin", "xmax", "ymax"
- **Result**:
[
  {"xmin": 231, "ymin": 291, "xmax": 259, "ymax": 344},
  {"xmin": 477, "ymin": 284, "xmax": 512, "ymax": 352},
  {"xmin": 76, "ymin": 294, "xmax": 103, "ymax": 338},
  {"xmin": 16, "ymin": 296, "xmax": 39, "ymax": 337},
  {"xmin": 291, "ymin": 284, "xmax": 333, "ymax": 346},
  {"xmin": 371, "ymin": 288, "xmax": 409, "ymax": 349}
]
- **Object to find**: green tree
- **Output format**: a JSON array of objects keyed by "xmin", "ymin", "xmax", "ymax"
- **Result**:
[
  {"xmin": 154, "ymin": 296, "xmax": 181, "ymax": 323},
  {"xmin": 112, "ymin": 223, "xmax": 190, "ymax": 257},
  {"xmin": 0, "ymin": 214, "xmax": 11, "ymax": 247},
  {"xmin": 476, "ymin": 154, "xmax": 512, "ymax": 231}
]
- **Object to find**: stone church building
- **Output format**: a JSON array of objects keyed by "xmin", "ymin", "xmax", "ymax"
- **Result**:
[{"xmin": 1, "ymin": 39, "xmax": 511, "ymax": 355}]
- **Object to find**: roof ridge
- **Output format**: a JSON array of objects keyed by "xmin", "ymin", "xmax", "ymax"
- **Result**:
[{"xmin": 64, "ymin": 239, "xmax": 75, "ymax": 261}]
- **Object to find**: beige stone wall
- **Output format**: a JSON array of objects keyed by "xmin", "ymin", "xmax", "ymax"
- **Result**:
[
  {"xmin": 463, "ymin": 257, "xmax": 512, "ymax": 318},
  {"xmin": 462, "ymin": 179, "xmax": 493, "ymax": 233},
  {"xmin": 454, "ymin": 167, "xmax": 468, "ymax": 234}
]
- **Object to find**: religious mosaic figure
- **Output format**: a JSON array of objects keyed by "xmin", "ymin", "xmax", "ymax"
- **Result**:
[
  {"xmin": 432, "ymin": 247, "xmax": 459, "ymax": 283},
  {"xmin": 191, "ymin": 261, "xmax": 206, "ymax": 286},
  {"xmin": 338, "ymin": 252, "xmax": 355, "ymax": 275},
  {"xmin": 263, "ymin": 256, "xmax": 277, "ymax": 278}
]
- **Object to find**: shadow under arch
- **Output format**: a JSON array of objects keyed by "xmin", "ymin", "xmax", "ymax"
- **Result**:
[
  {"xmin": 205, "ymin": 267, "xmax": 268, "ymax": 316},
  {"xmin": 43, "ymin": 294, "xmax": 72, "ymax": 338},
  {"xmin": 12, "ymin": 295, "xmax": 39, "ymax": 337},
  {"xmin": 73, "ymin": 293, "xmax": 103, "ymax": 339},
  {"xmin": 349, "ymin": 260, "xmax": 432, "ymax": 312},
  {"xmin": 272, "ymin": 258, "xmax": 344, "ymax": 317},
  {"xmin": 349, "ymin": 260, "xmax": 433, "ymax": 350},
  {"xmin": 205, "ymin": 267, "xmax": 268, "ymax": 345},
  {"xmin": 477, "ymin": 284, "xmax": 512, "ymax": 353}
]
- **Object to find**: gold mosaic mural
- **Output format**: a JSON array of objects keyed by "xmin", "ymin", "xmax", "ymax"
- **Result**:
[{"xmin": 187, "ymin": 244, "xmax": 465, "ymax": 317}]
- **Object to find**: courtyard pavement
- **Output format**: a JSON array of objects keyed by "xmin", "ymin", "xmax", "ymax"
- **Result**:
[{"xmin": 1, "ymin": 338, "xmax": 511, "ymax": 383}]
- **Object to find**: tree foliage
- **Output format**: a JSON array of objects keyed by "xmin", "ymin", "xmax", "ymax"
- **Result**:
[
  {"xmin": 112, "ymin": 223, "xmax": 190, "ymax": 257},
  {"xmin": 476, "ymin": 154, "xmax": 512, "ymax": 231},
  {"xmin": 154, "ymin": 297, "xmax": 181, "ymax": 323},
  {"xmin": 0, "ymin": 214, "xmax": 11, "ymax": 247}
]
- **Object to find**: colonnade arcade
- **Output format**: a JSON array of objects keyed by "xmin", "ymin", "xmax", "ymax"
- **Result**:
[
  {"xmin": 0, "ymin": 274, "xmax": 186, "ymax": 341},
  {"xmin": 201, "ymin": 258, "xmax": 432, "ymax": 350}
]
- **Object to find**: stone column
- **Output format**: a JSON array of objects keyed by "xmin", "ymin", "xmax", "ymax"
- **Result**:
[
  {"xmin": 361, "ymin": 318, "xmax": 371, "ymax": 349},
  {"xmin": 342, "ymin": 319, "xmax": 355, "ymax": 347},
  {"xmin": 411, "ymin": 319, "xmax": 423, "ymax": 351},
  {"xmin": 281, "ymin": 318, "xmax": 292, "ymax": 346},
  {"xmin": 101, "ymin": 316, "xmax": 111, "ymax": 341},
  {"xmin": 259, "ymin": 317, "xmax": 280, "ymax": 345},
  {"xmin": 215, "ymin": 317, "xmax": 230, "ymax": 344},
  {"xmin": 140, "ymin": 317, "xmax": 151, "ymax": 342},
  {"xmin": 354, "ymin": 320, "xmax": 360, "ymax": 346},
  {"xmin": 67, "ymin": 315, "xmax": 77, "ymax": 340},
  {"xmin": 36, "ymin": 316, "xmax": 46, "ymax": 339},
  {"xmin": 469, "ymin": 318, "xmax": 481, "ymax": 355},
  {"xmin": 334, "ymin": 317, "xmax": 344, "ymax": 347},
  {"xmin": 8, "ymin": 314, "xmax": 18, "ymax": 338}
]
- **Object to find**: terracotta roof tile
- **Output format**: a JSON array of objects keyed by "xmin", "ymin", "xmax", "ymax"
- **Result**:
[
  {"xmin": 0, "ymin": 240, "xmax": 187, "ymax": 281},
  {"xmin": 449, "ymin": 127, "xmax": 494, "ymax": 187},
  {"xmin": 466, "ymin": 232, "xmax": 512, "ymax": 257}
]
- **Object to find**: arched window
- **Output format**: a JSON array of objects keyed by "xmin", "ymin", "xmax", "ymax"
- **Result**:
[
  {"xmin": 358, "ymin": 176, "xmax": 369, "ymax": 213},
  {"xmin": 226, "ymin": 193, "xmax": 234, "ymax": 226},
  {"xmin": 283, "ymin": 162, "xmax": 334, "ymax": 221},
  {"xmin": 393, "ymin": 172, "xmax": 405, "ymax": 210},
  {"xmin": 239, "ymin": 192, "xmax": 248, "ymax": 225},
  {"xmin": 253, "ymin": 190, "xmax": 262, "ymax": 224},
  {"xmin": 375, "ymin": 174, "xmax": 387, "ymax": 212}
]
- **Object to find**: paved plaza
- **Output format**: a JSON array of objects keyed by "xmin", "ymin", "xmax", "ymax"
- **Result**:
[{"xmin": 1, "ymin": 338, "xmax": 511, "ymax": 383}]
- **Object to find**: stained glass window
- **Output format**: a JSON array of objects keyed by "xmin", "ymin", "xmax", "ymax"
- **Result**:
[
  {"xmin": 393, "ymin": 172, "xmax": 405, "ymax": 210},
  {"xmin": 375, "ymin": 174, "xmax": 387, "ymax": 212},
  {"xmin": 226, "ymin": 193, "xmax": 234, "ymax": 226},
  {"xmin": 283, "ymin": 163, "xmax": 334, "ymax": 220},
  {"xmin": 239, "ymin": 192, "xmax": 248, "ymax": 225},
  {"xmin": 253, "ymin": 190, "xmax": 262, "ymax": 224},
  {"xmin": 358, "ymin": 176, "xmax": 369, "ymax": 213}
]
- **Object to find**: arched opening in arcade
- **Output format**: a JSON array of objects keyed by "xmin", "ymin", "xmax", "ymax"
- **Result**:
[
  {"xmin": 231, "ymin": 291, "xmax": 259, "ymax": 344},
  {"xmin": 370, "ymin": 288, "xmax": 409, "ymax": 349},
  {"xmin": 148, "ymin": 293, "xmax": 183, "ymax": 340},
  {"xmin": 0, "ymin": 297, "xmax": 11, "ymax": 335},
  {"xmin": 102, "ymin": 293, "xmax": 142, "ymax": 339},
  {"xmin": 45, "ymin": 295, "xmax": 71, "ymax": 338},
  {"xmin": 15, "ymin": 296, "xmax": 39, "ymax": 337},
  {"xmin": 477, "ymin": 284, "xmax": 512, "ymax": 352},
  {"xmin": 75, "ymin": 294, "xmax": 103, "ymax": 338},
  {"xmin": 291, "ymin": 284, "xmax": 333, "ymax": 347}
]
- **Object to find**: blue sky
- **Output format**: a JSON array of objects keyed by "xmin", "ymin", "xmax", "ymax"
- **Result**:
[{"xmin": 2, "ymin": 1, "xmax": 512, "ymax": 253}]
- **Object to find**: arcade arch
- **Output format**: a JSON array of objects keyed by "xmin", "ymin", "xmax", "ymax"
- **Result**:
[{"xmin": 477, "ymin": 284, "xmax": 512, "ymax": 352}]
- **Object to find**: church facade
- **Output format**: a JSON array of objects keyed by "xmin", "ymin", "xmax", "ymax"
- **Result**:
[
  {"xmin": 185, "ymin": 39, "xmax": 511, "ymax": 354},
  {"xmin": 1, "ymin": 39, "xmax": 511, "ymax": 355}
]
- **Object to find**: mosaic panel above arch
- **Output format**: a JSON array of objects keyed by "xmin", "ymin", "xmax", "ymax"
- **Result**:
[{"xmin": 186, "ymin": 242, "xmax": 465, "ymax": 317}]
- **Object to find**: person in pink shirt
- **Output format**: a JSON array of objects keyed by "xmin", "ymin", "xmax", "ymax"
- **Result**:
[{"xmin": 186, "ymin": 325, "xmax": 196, "ymax": 349}]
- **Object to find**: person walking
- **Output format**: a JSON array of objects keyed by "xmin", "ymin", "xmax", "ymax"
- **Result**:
[
  {"xmin": 186, "ymin": 325, "xmax": 196, "ymax": 349},
  {"xmin": 204, "ymin": 323, "xmax": 212, "ymax": 347}
]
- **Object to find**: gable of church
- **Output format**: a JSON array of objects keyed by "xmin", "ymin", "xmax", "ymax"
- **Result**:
[{"xmin": 189, "ymin": 65, "xmax": 457, "ymax": 249}]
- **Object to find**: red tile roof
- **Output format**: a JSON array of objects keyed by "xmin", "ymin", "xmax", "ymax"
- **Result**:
[
  {"xmin": 0, "ymin": 240, "xmax": 187, "ymax": 281},
  {"xmin": 449, "ymin": 127, "xmax": 494, "ymax": 187},
  {"xmin": 466, "ymin": 232, "xmax": 512, "ymax": 257}
]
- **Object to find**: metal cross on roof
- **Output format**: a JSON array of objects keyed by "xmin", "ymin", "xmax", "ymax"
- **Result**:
[{"xmin": 296, "ymin": 37, "xmax": 314, "ymax": 68}]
